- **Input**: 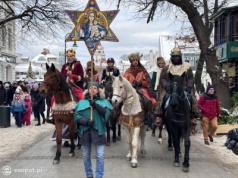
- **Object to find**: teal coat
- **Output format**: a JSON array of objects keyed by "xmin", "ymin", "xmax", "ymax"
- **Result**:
[{"xmin": 74, "ymin": 99, "xmax": 113, "ymax": 137}]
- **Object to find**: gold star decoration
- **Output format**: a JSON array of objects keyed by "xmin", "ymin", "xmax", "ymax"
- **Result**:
[{"xmin": 65, "ymin": 0, "xmax": 119, "ymax": 56}]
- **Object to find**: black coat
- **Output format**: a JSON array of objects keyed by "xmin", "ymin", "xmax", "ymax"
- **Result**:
[
  {"xmin": 8, "ymin": 86, "xmax": 17, "ymax": 103},
  {"xmin": 0, "ymin": 86, "xmax": 7, "ymax": 105},
  {"xmin": 31, "ymin": 89, "xmax": 45, "ymax": 113}
]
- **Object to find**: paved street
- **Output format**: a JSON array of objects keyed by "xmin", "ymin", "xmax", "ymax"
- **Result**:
[{"xmin": 1, "ymin": 126, "xmax": 237, "ymax": 178}]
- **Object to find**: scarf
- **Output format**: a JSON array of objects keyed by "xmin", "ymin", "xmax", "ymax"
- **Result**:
[{"xmin": 167, "ymin": 61, "xmax": 190, "ymax": 76}]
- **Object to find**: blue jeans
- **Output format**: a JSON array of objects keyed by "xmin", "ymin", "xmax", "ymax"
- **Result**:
[
  {"xmin": 82, "ymin": 144, "xmax": 104, "ymax": 178},
  {"xmin": 14, "ymin": 112, "xmax": 23, "ymax": 127}
]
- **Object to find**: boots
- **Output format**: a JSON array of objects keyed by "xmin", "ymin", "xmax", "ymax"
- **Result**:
[{"xmin": 46, "ymin": 115, "xmax": 54, "ymax": 124}]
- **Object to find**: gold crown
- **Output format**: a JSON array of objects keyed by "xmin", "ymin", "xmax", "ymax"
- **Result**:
[
  {"xmin": 66, "ymin": 48, "xmax": 76, "ymax": 57},
  {"xmin": 128, "ymin": 53, "xmax": 140, "ymax": 62},
  {"xmin": 171, "ymin": 48, "xmax": 182, "ymax": 56}
]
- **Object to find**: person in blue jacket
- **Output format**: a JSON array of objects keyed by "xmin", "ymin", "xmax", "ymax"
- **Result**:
[
  {"xmin": 11, "ymin": 91, "xmax": 26, "ymax": 127},
  {"xmin": 74, "ymin": 82, "xmax": 112, "ymax": 178}
]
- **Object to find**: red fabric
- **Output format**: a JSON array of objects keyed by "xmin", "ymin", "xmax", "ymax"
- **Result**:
[
  {"xmin": 142, "ymin": 81, "xmax": 147, "ymax": 88},
  {"xmin": 50, "ymin": 96, "xmax": 55, "ymax": 109},
  {"xmin": 68, "ymin": 74, "xmax": 78, "ymax": 81},
  {"xmin": 22, "ymin": 99, "xmax": 32, "ymax": 126},
  {"xmin": 198, "ymin": 95, "xmax": 221, "ymax": 119},
  {"xmin": 61, "ymin": 61, "xmax": 84, "ymax": 90},
  {"xmin": 73, "ymin": 87, "xmax": 83, "ymax": 100}
]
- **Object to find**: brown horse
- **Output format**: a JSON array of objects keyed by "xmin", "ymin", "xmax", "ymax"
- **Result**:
[{"xmin": 39, "ymin": 63, "xmax": 78, "ymax": 164}]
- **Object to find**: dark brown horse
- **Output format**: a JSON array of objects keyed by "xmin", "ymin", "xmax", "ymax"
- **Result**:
[
  {"xmin": 99, "ymin": 78, "xmax": 122, "ymax": 146},
  {"xmin": 39, "ymin": 63, "xmax": 78, "ymax": 164},
  {"xmin": 165, "ymin": 74, "xmax": 191, "ymax": 172}
]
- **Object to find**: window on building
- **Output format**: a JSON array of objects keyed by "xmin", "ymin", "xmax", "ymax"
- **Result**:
[
  {"xmin": 2, "ymin": 28, "xmax": 6, "ymax": 47},
  {"xmin": 220, "ymin": 19, "xmax": 226, "ymax": 43},
  {"xmin": 8, "ymin": 28, "xmax": 12, "ymax": 50},
  {"xmin": 235, "ymin": 14, "xmax": 238, "ymax": 41}
]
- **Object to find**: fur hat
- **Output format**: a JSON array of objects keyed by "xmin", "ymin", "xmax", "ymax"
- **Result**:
[
  {"xmin": 128, "ymin": 53, "xmax": 141, "ymax": 62},
  {"xmin": 206, "ymin": 85, "xmax": 214, "ymax": 93},
  {"xmin": 66, "ymin": 48, "xmax": 76, "ymax": 57},
  {"xmin": 170, "ymin": 48, "xmax": 182, "ymax": 56},
  {"xmin": 157, "ymin": 57, "xmax": 165, "ymax": 64}
]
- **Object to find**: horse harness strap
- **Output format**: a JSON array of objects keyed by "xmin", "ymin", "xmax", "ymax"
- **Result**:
[
  {"xmin": 69, "ymin": 81, "xmax": 84, "ymax": 92},
  {"xmin": 52, "ymin": 90, "xmax": 76, "ymax": 115}
]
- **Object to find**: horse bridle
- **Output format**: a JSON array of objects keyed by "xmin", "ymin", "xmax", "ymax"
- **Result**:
[{"xmin": 112, "ymin": 85, "xmax": 133, "ymax": 102}]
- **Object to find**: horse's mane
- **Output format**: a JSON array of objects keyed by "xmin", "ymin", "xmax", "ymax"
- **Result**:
[
  {"xmin": 120, "ymin": 76, "xmax": 138, "ymax": 98},
  {"xmin": 55, "ymin": 69, "xmax": 71, "ymax": 99}
]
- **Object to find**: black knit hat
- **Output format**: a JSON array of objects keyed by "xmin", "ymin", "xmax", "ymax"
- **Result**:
[{"xmin": 206, "ymin": 85, "xmax": 214, "ymax": 93}]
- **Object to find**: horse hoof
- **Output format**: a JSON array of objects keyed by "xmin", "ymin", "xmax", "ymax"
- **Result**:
[
  {"xmin": 117, "ymin": 136, "xmax": 121, "ymax": 141},
  {"xmin": 131, "ymin": 162, "xmax": 137, "ymax": 168},
  {"xmin": 168, "ymin": 147, "xmax": 173, "ymax": 151},
  {"xmin": 53, "ymin": 159, "xmax": 60, "ymax": 164},
  {"xmin": 182, "ymin": 166, "xmax": 189, "ymax": 172},
  {"xmin": 106, "ymin": 142, "xmax": 110, "ymax": 146},
  {"xmin": 158, "ymin": 138, "xmax": 163, "ymax": 144},
  {"xmin": 141, "ymin": 150, "xmax": 146, "ymax": 154},
  {"xmin": 112, "ymin": 138, "xmax": 117, "ymax": 142},
  {"xmin": 126, "ymin": 157, "xmax": 132, "ymax": 161},
  {"xmin": 173, "ymin": 161, "xmax": 180, "ymax": 167},
  {"xmin": 69, "ymin": 152, "xmax": 75, "ymax": 157},
  {"xmin": 151, "ymin": 133, "xmax": 155, "ymax": 137}
]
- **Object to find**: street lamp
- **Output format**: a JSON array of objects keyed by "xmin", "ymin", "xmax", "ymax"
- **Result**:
[{"xmin": 65, "ymin": 33, "xmax": 70, "ymax": 64}]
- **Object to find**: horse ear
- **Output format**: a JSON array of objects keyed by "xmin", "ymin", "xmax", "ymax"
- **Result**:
[
  {"xmin": 46, "ymin": 63, "xmax": 50, "ymax": 70},
  {"xmin": 51, "ymin": 63, "xmax": 56, "ymax": 71},
  {"xmin": 119, "ymin": 75, "xmax": 123, "ymax": 81}
]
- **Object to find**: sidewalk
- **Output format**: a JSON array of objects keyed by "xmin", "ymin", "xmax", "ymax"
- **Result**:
[{"xmin": 1, "ymin": 125, "xmax": 238, "ymax": 178}]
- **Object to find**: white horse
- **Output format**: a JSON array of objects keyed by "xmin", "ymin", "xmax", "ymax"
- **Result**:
[{"xmin": 111, "ymin": 76, "xmax": 146, "ymax": 168}]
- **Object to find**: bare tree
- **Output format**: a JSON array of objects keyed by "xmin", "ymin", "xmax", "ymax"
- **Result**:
[
  {"xmin": 0, "ymin": 0, "xmax": 82, "ymax": 47},
  {"xmin": 117, "ymin": 0, "xmax": 233, "ymax": 109}
]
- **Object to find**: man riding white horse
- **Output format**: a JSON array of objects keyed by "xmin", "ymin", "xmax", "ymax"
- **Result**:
[{"xmin": 123, "ymin": 53, "xmax": 156, "ymax": 125}]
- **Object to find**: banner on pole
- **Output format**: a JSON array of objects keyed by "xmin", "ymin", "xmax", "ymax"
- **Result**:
[{"xmin": 65, "ymin": 0, "xmax": 119, "ymax": 56}]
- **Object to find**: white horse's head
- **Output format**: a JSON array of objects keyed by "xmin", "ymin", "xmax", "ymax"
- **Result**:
[
  {"xmin": 111, "ymin": 76, "xmax": 125, "ymax": 106},
  {"xmin": 112, "ymin": 75, "xmax": 136, "ymax": 106}
]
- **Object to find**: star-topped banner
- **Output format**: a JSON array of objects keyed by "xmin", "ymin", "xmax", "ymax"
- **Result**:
[{"xmin": 65, "ymin": 0, "xmax": 119, "ymax": 56}]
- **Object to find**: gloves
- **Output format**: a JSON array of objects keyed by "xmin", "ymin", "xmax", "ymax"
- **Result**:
[
  {"xmin": 68, "ymin": 74, "xmax": 78, "ymax": 81},
  {"xmin": 133, "ymin": 81, "xmax": 142, "ymax": 88},
  {"xmin": 89, "ymin": 100, "xmax": 107, "ymax": 116},
  {"xmin": 185, "ymin": 86, "xmax": 192, "ymax": 94},
  {"xmin": 86, "ymin": 120, "xmax": 94, "ymax": 127},
  {"xmin": 89, "ymin": 100, "xmax": 98, "ymax": 108}
]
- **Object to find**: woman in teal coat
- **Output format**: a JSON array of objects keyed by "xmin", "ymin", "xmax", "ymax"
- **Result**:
[{"xmin": 74, "ymin": 82, "xmax": 112, "ymax": 178}]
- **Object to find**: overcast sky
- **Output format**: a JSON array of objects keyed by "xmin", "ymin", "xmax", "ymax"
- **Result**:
[{"xmin": 17, "ymin": 0, "xmax": 179, "ymax": 66}]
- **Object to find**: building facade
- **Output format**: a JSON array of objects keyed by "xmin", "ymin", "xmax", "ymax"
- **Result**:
[
  {"xmin": 211, "ymin": 3, "xmax": 238, "ymax": 93},
  {"xmin": 0, "ymin": 1, "xmax": 18, "ymax": 82}
]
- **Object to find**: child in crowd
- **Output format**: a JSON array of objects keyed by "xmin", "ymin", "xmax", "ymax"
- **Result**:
[
  {"xmin": 22, "ymin": 93, "xmax": 32, "ymax": 126},
  {"xmin": 10, "ymin": 92, "xmax": 26, "ymax": 128}
]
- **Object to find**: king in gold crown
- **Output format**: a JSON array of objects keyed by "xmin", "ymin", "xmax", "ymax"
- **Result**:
[
  {"xmin": 66, "ymin": 48, "xmax": 76, "ymax": 57},
  {"xmin": 171, "ymin": 48, "xmax": 182, "ymax": 56}
]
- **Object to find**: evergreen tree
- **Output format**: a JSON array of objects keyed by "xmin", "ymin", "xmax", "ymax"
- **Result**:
[{"xmin": 26, "ymin": 62, "xmax": 35, "ymax": 79}]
